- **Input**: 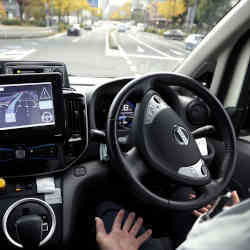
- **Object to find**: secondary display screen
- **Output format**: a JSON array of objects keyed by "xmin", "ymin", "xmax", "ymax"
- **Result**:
[{"xmin": 0, "ymin": 82, "xmax": 55, "ymax": 130}]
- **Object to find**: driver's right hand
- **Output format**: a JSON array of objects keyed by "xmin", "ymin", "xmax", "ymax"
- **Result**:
[{"xmin": 192, "ymin": 190, "xmax": 240, "ymax": 217}]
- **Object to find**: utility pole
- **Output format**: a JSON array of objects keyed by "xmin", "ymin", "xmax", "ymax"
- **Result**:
[
  {"xmin": 185, "ymin": 0, "xmax": 198, "ymax": 32},
  {"xmin": 45, "ymin": 1, "xmax": 49, "ymax": 27},
  {"xmin": 190, "ymin": 0, "xmax": 198, "ymax": 29}
]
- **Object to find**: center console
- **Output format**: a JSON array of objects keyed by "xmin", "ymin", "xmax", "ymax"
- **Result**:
[{"xmin": 0, "ymin": 70, "xmax": 88, "ymax": 249}]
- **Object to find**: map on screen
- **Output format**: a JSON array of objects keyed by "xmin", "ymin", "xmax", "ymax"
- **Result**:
[{"xmin": 0, "ymin": 82, "xmax": 55, "ymax": 130}]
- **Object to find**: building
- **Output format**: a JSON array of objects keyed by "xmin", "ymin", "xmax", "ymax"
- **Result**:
[
  {"xmin": 98, "ymin": 0, "xmax": 109, "ymax": 13},
  {"xmin": 2, "ymin": 0, "xmax": 19, "ymax": 19},
  {"xmin": 132, "ymin": 0, "xmax": 165, "ymax": 10},
  {"xmin": 88, "ymin": 0, "xmax": 99, "ymax": 8},
  {"xmin": 131, "ymin": 0, "xmax": 143, "ymax": 10}
]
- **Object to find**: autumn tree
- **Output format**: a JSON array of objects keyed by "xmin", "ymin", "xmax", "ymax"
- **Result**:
[
  {"xmin": 89, "ymin": 7, "xmax": 102, "ymax": 18},
  {"xmin": 156, "ymin": 0, "xmax": 186, "ymax": 20},
  {"xmin": 24, "ymin": 0, "xmax": 46, "ymax": 23},
  {"xmin": 110, "ymin": 1, "xmax": 131, "ymax": 20},
  {"xmin": 51, "ymin": 0, "xmax": 90, "ymax": 23},
  {"xmin": 0, "ymin": 0, "xmax": 6, "ymax": 19}
]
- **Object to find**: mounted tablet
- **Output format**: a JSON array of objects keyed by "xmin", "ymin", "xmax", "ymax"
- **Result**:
[{"xmin": 0, "ymin": 73, "xmax": 65, "ymax": 144}]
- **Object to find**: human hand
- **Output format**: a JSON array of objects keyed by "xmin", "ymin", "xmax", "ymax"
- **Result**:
[
  {"xmin": 192, "ymin": 190, "xmax": 240, "ymax": 217},
  {"xmin": 95, "ymin": 209, "xmax": 152, "ymax": 250}
]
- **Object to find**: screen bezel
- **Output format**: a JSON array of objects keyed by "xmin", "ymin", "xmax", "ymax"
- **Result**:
[{"xmin": 0, "ymin": 73, "xmax": 65, "ymax": 143}]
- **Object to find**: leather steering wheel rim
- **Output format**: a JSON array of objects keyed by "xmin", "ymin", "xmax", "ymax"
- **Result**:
[{"xmin": 107, "ymin": 73, "xmax": 237, "ymax": 211}]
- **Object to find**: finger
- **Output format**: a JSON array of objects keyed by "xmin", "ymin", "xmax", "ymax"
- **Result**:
[
  {"xmin": 189, "ymin": 194, "xmax": 196, "ymax": 200},
  {"xmin": 206, "ymin": 204, "xmax": 212, "ymax": 210},
  {"xmin": 112, "ymin": 209, "xmax": 125, "ymax": 231},
  {"xmin": 123, "ymin": 212, "xmax": 136, "ymax": 231},
  {"xmin": 192, "ymin": 210, "xmax": 202, "ymax": 217},
  {"xmin": 137, "ymin": 229, "xmax": 152, "ymax": 246},
  {"xmin": 232, "ymin": 191, "xmax": 240, "ymax": 205},
  {"xmin": 95, "ymin": 217, "xmax": 107, "ymax": 236},
  {"xmin": 198, "ymin": 207, "xmax": 209, "ymax": 213},
  {"xmin": 130, "ymin": 217, "xmax": 143, "ymax": 236}
]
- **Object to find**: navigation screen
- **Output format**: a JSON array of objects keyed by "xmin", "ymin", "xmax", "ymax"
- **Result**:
[{"xmin": 0, "ymin": 82, "xmax": 55, "ymax": 130}]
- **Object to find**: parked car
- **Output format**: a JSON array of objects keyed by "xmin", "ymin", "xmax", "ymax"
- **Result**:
[
  {"xmin": 84, "ymin": 24, "xmax": 92, "ymax": 31},
  {"xmin": 163, "ymin": 29, "xmax": 185, "ymax": 40},
  {"xmin": 117, "ymin": 24, "xmax": 127, "ymax": 32},
  {"xmin": 67, "ymin": 24, "xmax": 81, "ymax": 36},
  {"xmin": 185, "ymin": 34, "xmax": 205, "ymax": 51}
]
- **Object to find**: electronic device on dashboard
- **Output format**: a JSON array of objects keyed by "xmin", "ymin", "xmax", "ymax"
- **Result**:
[
  {"xmin": 0, "ymin": 73, "xmax": 65, "ymax": 144},
  {"xmin": 2, "ymin": 61, "xmax": 70, "ymax": 88},
  {"xmin": 0, "ymin": 72, "xmax": 87, "ymax": 178}
]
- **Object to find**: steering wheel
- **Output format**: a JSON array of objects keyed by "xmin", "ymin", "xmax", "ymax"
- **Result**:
[{"xmin": 107, "ymin": 73, "xmax": 237, "ymax": 211}]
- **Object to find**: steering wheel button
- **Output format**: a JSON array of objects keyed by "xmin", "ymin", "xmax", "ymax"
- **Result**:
[
  {"xmin": 74, "ymin": 166, "xmax": 86, "ymax": 177},
  {"xmin": 42, "ymin": 223, "xmax": 49, "ymax": 232}
]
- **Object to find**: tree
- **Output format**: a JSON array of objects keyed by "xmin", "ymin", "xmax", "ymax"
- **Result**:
[
  {"xmin": 0, "ymin": 0, "xmax": 6, "ymax": 19},
  {"xmin": 17, "ymin": 0, "xmax": 28, "ymax": 21},
  {"xmin": 24, "ymin": 0, "xmax": 46, "ymax": 22},
  {"xmin": 110, "ymin": 1, "xmax": 131, "ymax": 20},
  {"xmin": 196, "ymin": 0, "xmax": 232, "ymax": 27},
  {"xmin": 51, "ymin": 0, "xmax": 90, "ymax": 23},
  {"xmin": 156, "ymin": 0, "xmax": 186, "ymax": 20}
]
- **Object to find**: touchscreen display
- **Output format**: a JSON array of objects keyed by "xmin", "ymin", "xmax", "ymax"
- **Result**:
[{"xmin": 0, "ymin": 82, "xmax": 55, "ymax": 130}]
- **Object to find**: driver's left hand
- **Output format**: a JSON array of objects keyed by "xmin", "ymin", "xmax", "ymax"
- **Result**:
[{"xmin": 95, "ymin": 209, "xmax": 152, "ymax": 250}]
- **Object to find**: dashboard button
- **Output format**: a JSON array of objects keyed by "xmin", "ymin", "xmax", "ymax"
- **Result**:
[
  {"xmin": 74, "ymin": 166, "xmax": 86, "ymax": 177},
  {"xmin": 0, "ymin": 178, "xmax": 6, "ymax": 190},
  {"xmin": 15, "ymin": 149, "xmax": 26, "ymax": 160}
]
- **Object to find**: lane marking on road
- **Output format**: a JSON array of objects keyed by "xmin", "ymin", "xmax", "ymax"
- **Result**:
[
  {"xmin": 47, "ymin": 32, "xmax": 66, "ymax": 40},
  {"xmin": 72, "ymin": 37, "xmax": 81, "ymax": 43},
  {"xmin": 138, "ymin": 32, "xmax": 187, "ymax": 52},
  {"xmin": 170, "ymin": 49, "xmax": 185, "ymax": 57},
  {"xmin": 127, "ymin": 34, "xmax": 181, "ymax": 60},
  {"xmin": 105, "ymin": 31, "xmax": 109, "ymax": 54},
  {"xmin": 126, "ymin": 54, "xmax": 169, "ymax": 60},
  {"xmin": 15, "ymin": 48, "xmax": 37, "ymax": 60},
  {"xmin": 0, "ymin": 48, "xmax": 36, "ymax": 60},
  {"xmin": 130, "ymin": 65, "xmax": 137, "ymax": 72},
  {"xmin": 118, "ymin": 45, "xmax": 137, "ymax": 75},
  {"xmin": 115, "ymin": 33, "xmax": 138, "ymax": 75},
  {"xmin": 137, "ymin": 46, "xmax": 145, "ymax": 53}
]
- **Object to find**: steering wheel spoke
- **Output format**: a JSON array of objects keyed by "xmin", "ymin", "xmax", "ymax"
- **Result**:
[
  {"xmin": 124, "ymin": 147, "xmax": 151, "ymax": 180},
  {"xmin": 192, "ymin": 125, "xmax": 216, "ymax": 139}
]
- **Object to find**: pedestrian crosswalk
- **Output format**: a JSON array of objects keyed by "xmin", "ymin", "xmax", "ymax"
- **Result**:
[{"xmin": 0, "ymin": 47, "xmax": 36, "ymax": 60}]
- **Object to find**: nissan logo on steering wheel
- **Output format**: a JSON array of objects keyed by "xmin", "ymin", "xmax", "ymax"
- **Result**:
[{"xmin": 173, "ymin": 125, "xmax": 190, "ymax": 146}]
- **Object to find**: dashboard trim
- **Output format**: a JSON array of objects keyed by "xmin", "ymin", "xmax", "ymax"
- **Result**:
[{"xmin": 2, "ymin": 198, "xmax": 56, "ymax": 248}]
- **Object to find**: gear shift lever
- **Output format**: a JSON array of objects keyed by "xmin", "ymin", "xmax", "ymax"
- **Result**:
[{"xmin": 16, "ymin": 215, "xmax": 43, "ymax": 249}]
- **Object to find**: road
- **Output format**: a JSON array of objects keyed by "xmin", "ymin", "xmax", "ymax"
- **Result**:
[{"xmin": 0, "ymin": 24, "xmax": 189, "ymax": 77}]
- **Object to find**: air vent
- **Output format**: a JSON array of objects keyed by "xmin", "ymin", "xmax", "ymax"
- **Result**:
[{"xmin": 64, "ymin": 93, "xmax": 86, "ymax": 141}]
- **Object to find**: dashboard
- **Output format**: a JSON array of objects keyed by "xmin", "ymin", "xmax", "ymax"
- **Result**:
[{"xmin": 0, "ymin": 60, "xmax": 212, "ymax": 250}]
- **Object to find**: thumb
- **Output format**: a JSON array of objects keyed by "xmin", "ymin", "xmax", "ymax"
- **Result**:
[
  {"xmin": 231, "ymin": 191, "xmax": 240, "ymax": 205},
  {"xmin": 95, "ymin": 217, "xmax": 107, "ymax": 235}
]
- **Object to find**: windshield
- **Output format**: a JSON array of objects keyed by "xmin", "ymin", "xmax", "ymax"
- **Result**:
[{"xmin": 0, "ymin": 0, "xmax": 240, "ymax": 78}]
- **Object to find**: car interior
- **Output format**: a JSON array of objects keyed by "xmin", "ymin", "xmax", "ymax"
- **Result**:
[{"xmin": 1, "ymin": 1, "xmax": 250, "ymax": 250}]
